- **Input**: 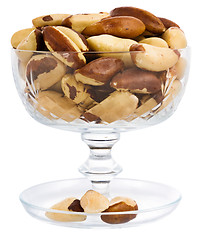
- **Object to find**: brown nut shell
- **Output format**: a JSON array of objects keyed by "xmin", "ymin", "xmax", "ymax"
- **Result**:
[
  {"xmin": 82, "ymin": 16, "xmax": 145, "ymax": 39},
  {"xmin": 26, "ymin": 54, "xmax": 67, "ymax": 91},
  {"xmin": 159, "ymin": 17, "xmax": 180, "ymax": 29},
  {"xmin": 35, "ymin": 90, "xmax": 81, "ymax": 122},
  {"xmin": 43, "ymin": 26, "xmax": 86, "ymax": 69},
  {"xmin": 110, "ymin": 67, "xmax": 161, "ymax": 94},
  {"xmin": 45, "ymin": 197, "xmax": 86, "ymax": 222},
  {"xmin": 110, "ymin": 7, "xmax": 165, "ymax": 34},
  {"xmin": 80, "ymin": 190, "xmax": 109, "ymax": 213},
  {"xmin": 130, "ymin": 43, "xmax": 180, "ymax": 72},
  {"xmin": 75, "ymin": 57, "xmax": 124, "ymax": 86},
  {"xmin": 101, "ymin": 198, "xmax": 138, "ymax": 224},
  {"xmin": 32, "ymin": 14, "xmax": 71, "ymax": 27},
  {"xmin": 86, "ymin": 91, "xmax": 139, "ymax": 123},
  {"xmin": 62, "ymin": 12, "xmax": 109, "ymax": 33}
]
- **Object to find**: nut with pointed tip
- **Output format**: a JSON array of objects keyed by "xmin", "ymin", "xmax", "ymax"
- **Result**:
[
  {"xmin": 162, "ymin": 27, "xmax": 187, "ymax": 49},
  {"xmin": 139, "ymin": 37, "xmax": 168, "ymax": 48},
  {"xmin": 62, "ymin": 12, "xmax": 109, "ymax": 33},
  {"xmin": 26, "ymin": 54, "xmax": 67, "ymax": 91},
  {"xmin": 75, "ymin": 57, "xmax": 124, "ymax": 86},
  {"xmin": 101, "ymin": 196, "xmax": 138, "ymax": 224},
  {"xmin": 110, "ymin": 67, "xmax": 162, "ymax": 94},
  {"xmin": 61, "ymin": 74, "xmax": 96, "ymax": 109},
  {"xmin": 130, "ymin": 43, "xmax": 180, "ymax": 72},
  {"xmin": 87, "ymin": 34, "xmax": 137, "ymax": 67},
  {"xmin": 82, "ymin": 16, "xmax": 145, "ymax": 39},
  {"xmin": 45, "ymin": 197, "xmax": 86, "ymax": 222},
  {"xmin": 11, "ymin": 28, "xmax": 35, "ymax": 49},
  {"xmin": 43, "ymin": 26, "xmax": 86, "ymax": 69},
  {"xmin": 16, "ymin": 29, "xmax": 44, "ymax": 62},
  {"xmin": 110, "ymin": 6, "xmax": 165, "ymax": 34},
  {"xmin": 35, "ymin": 90, "xmax": 82, "ymax": 122},
  {"xmin": 80, "ymin": 190, "xmax": 110, "ymax": 213},
  {"xmin": 85, "ymin": 91, "xmax": 139, "ymax": 123},
  {"xmin": 32, "ymin": 14, "xmax": 71, "ymax": 27}
]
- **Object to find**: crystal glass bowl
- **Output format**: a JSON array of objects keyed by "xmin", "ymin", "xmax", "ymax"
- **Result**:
[{"xmin": 12, "ymin": 47, "xmax": 190, "ymax": 228}]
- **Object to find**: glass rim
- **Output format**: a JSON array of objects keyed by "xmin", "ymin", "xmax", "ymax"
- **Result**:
[{"xmin": 11, "ymin": 46, "xmax": 190, "ymax": 55}]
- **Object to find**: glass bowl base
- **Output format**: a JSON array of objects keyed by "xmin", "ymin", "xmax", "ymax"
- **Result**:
[{"xmin": 19, "ymin": 178, "xmax": 181, "ymax": 229}]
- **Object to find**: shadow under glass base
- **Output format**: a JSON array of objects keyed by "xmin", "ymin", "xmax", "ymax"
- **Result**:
[{"xmin": 19, "ymin": 178, "xmax": 181, "ymax": 229}]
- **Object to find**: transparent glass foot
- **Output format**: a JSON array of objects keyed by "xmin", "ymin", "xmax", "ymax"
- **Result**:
[
  {"xmin": 79, "ymin": 132, "xmax": 122, "ymax": 195},
  {"xmin": 19, "ymin": 178, "xmax": 181, "ymax": 229}
]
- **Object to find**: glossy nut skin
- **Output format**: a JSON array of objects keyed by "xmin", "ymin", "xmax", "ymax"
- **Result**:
[
  {"xmin": 130, "ymin": 43, "xmax": 180, "ymax": 72},
  {"xmin": 62, "ymin": 12, "xmax": 109, "ymax": 33},
  {"xmin": 61, "ymin": 74, "xmax": 96, "ymax": 109},
  {"xmin": 45, "ymin": 197, "xmax": 86, "ymax": 222},
  {"xmin": 110, "ymin": 6, "xmax": 165, "ymax": 34},
  {"xmin": 139, "ymin": 37, "xmax": 168, "ymax": 48},
  {"xmin": 162, "ymin": 27, "xmax": 187, "ymax": 49},
  {"xmin": 26, "ymin": 54, "xmax": 67, "ymax": 91},
  {"xmin": 16, "ymin": 29, "xmax": 44, "ymax": 62},
  {"xmin": 101, "ymin": 197, "xmax": 138, "ymax": 224},
  {"xmin": 11, "ymin": 27, "xmax": 35, "ymax": 49},
  {"xmin": 35, "ymin": 90, "xmax": 81, "ymax": 122},
  {"xmin": 80, "ymin": 190, "xmax": 109, "ymax": 213},
  {"xmin": 87, "ymin": 34, "xmax": 137, "ymax": 67},
  {"xmin": 86, "ymin": 91, "xmax": 139, "ymax": 123},
  {"xmin": 110, "ymin": 67, "xmax": 161, "ymax": 94},
  {"xmin": 43, "ymin": 26, "xmax": 86, "ymax": 69},
  {"xmin": 32, "ymin": 14, "xmax": 71, "ymax": 27},
  {"xmin": 82, "ymin": 16, "xmax": 145, "ymax": 39},
  {"xmin": 75, "ymin": 57, "xmax": 124, "ymax": 86},
  {"xmin": 159, "ymin": 17, "xmax": 180, "ymax": 29}
]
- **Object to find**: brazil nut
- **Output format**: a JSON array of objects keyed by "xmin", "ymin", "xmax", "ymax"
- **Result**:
[
  {"xmin": 130, "ymin": 43, "xmax": 180, "ymax": 72},
  {"xmin": 61, "ymin": 74, "xmax": 96, "ymax": 109},
  {"xmin": 159, "ymin": 17, "xmax": 180, "ymax": 29},
  {"xmin": 82, "ymin": 16, "xmax": 145, "ymax": 39},
  {"xmin": 26, "ymin": 54, "xmax": 67, "ymax": 91},
  {"xmin": 32, "ymin": 14, "xmax": 71, "ymax": 27},
  {"xmin": 55, "ymin": 26, "xmax": 88, "ymax": 52},
  {"xmin": 101, "ymin": 196, "xmax": 138, "ymax": 224},
  {"xmin": 110, "ymin": 67, "xmax": 161, "ymax": 94},
  {"xmin": 16, "ymin": 29, "xmax": 45, "ymax": 62},
  {"xmin": 43, "ymin": 26, "xmax": 86, "ymax": 69},
  {"xmin": 85, "ymin": 91, "xmax": 139, "ymax": 123},
  {"xmin": 75, "ymin": 57, "xmax": 124, "ymax": 86},
  {"xmin": 87, "ymin": 34, "xmax": 137, "ymax": 67},
  {"xmin": 110, "ymin": 6, "xmax": 165, "ymax": 34},
  {"xmin": 35, "ymin": 90, "xmax": 82, "ymax": 122},
  {"xmin": 11, "ymin": 27, "xmax": 35, "ymax": 49},
  {"xmin": 62, "ymin": 12, "xmax": 109, "ymax": 33},
  {"xmin": 45, "ymin": 197, "xmax": 86, "ymax": 222},
  {"xmin": 162, "ymin": 27, "xmax": 187, "ymax": 49},
  {"xmin": 139, "ymin": 37, "xmax": 168, "ymax": 48}
]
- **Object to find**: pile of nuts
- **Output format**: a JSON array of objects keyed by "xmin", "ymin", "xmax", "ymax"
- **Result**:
[
  {"xmin": 45, "ymin": 190, "xmax": 138, "ymax": 224},
  {"xmin": 11, "ymin": 6, "xmax": 187, "ymax": 124}
]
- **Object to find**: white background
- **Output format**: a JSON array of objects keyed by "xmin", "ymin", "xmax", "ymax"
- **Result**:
[{"xmin": 1, "ymin": 0, "xmax": 203, "ymax": 239}]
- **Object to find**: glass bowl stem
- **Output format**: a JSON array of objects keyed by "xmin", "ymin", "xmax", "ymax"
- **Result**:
[{"xmin": 79, "ymin": 132, "xmax": 122, "ymax": 195}]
